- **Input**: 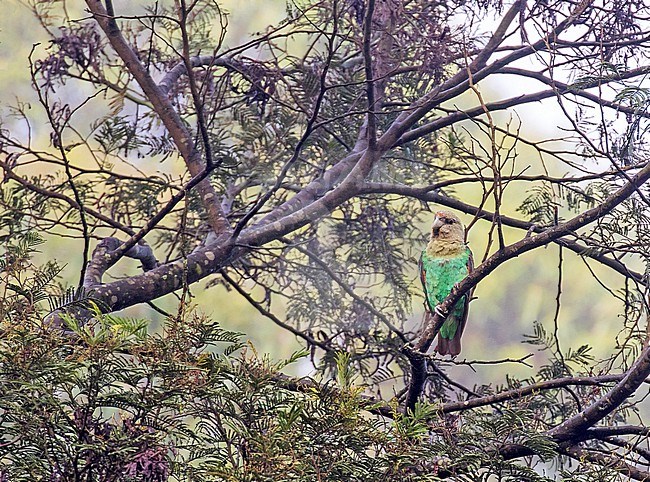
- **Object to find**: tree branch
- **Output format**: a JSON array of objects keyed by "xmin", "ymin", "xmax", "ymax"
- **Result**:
[
  {"xmin": 440, "ymin": 374, "xmax": 638, "ymax": 414},
  {"xmin": 404, "ymin": 160, "xmax": 650, "ymax": 410},
  {"xmin": 84, "ymin": 236, "xmax": 157, "ymax": 288},
  {"xmin": 562, "ymin": 444, "xmax": 650, "ymax": 481},
  {"xmin": 84, "ymin": 0, "xmax": 230, "ymax": 236},
  {"xmin": 360, "ymin": 182, "xmax": 645, "ymax": 285},
  {"xmin": 548, "ymin": 344, "xmax": 650, "ymax": 441}
]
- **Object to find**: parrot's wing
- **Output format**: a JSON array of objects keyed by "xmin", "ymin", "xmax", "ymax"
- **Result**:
[
  {"xmin": 419, "ymin": 252, "xmax": 436, "ymax": 313},
  {"xmin": 437, "ymin": 247, "xmax": 474, "ymax": 356},
  {"xmin": 456, "ymin": 247, "xmax": 474, "ymax": 338}
]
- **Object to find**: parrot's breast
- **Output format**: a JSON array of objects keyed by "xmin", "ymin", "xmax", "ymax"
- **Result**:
[{"xmin": 421, "ymin": 249, "xmax": 470, "ymax": 307}]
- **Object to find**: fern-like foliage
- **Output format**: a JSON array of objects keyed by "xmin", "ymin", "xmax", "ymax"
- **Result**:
[{"xmin": 0, "ymin": 244, "xmax": 646, "ymax": 481}]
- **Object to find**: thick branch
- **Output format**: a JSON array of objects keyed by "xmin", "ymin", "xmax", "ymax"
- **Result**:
[
  {"xmin": 77, "ymin": 148, "xmax": 368, "ymax": 311},
  {"xmin": 84, "ymin": 0, "xmax": 230, "ymax": 236},
  {"xmin": 583, "ymin": 425, "xmax": 650, "ymax": 438},
  {"xmin": 255, "ymin": 151, "xmax": 362, "ymax": 227},
  {"xmin": 548, "ymin": 344, "xmax": 650, "ymax": 441},
  {"xmin": 90, "ymin": 240, "xmax": 236, "ymax": 310},
  {"xmin": 245, "ymin": 149, "xmax": 378, "ymax": 246},
  {"xmin": 84, "ymin": 237, "xmax": 157, "ymax": 288}
]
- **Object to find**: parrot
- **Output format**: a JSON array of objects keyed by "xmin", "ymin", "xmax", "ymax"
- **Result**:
[{"xmin": 419, "ymin": 210, "xmax": 473, "ymax": 356}]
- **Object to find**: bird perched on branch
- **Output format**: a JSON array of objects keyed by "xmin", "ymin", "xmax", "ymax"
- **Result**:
[{"xmin": 419, "ymin": 211, "xmax": 473, "ymax": 356}]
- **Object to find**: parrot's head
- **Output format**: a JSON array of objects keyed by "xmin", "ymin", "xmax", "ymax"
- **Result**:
[{"xmin": 431, "ymin": 210, "xmax": 465, "ymax": 242}]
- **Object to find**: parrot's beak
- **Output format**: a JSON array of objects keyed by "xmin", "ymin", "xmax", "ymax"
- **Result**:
[{"xmin": 431, "ymin": 214, "xmax": 445, "ymax": 235}]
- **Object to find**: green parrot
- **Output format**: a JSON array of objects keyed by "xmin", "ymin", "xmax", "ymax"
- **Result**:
[{"xmin": 419, "ymin": 210, "xmax": 473, "ymax": 356}]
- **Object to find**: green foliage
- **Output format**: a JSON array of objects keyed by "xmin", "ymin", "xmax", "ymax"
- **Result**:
[
  {"xmin": 3, "ymin": 1, "xmax": 650, "ymax": 480},
  {"xmin": 2, "ymin": 310, "xmax": 575, "ymax": 482},
  {"xmin": 1, "ymin": 232, "xmax": 62, "ymax": 320},
  {"xmin": 1, "ymin": 240, "xmax": 645, "ymax": 481}
]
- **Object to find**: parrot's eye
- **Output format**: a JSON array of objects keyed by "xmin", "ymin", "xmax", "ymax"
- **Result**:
[{"xmin": 445, "ymin": 218, "xmax": 455, "ymax": 224}]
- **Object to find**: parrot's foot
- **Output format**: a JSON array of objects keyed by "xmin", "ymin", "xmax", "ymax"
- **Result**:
[{"xmin": 434, "ymin": 305, "xmax": 448, "ymax": 318}]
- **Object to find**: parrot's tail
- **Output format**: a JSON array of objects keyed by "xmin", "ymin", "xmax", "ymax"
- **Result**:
[{"xmin": 436, "ymin": 335, "xmax": 461, "ymax": 356}]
